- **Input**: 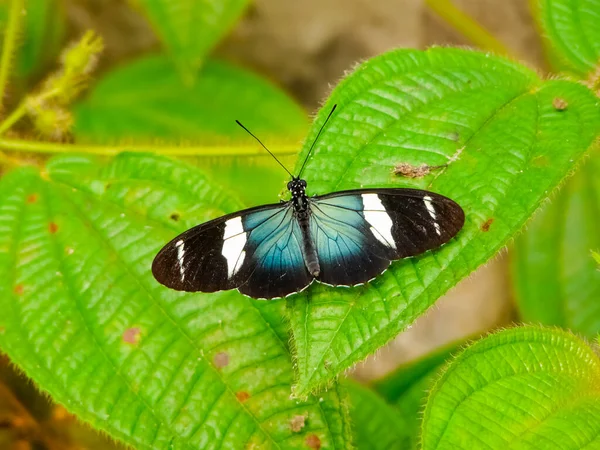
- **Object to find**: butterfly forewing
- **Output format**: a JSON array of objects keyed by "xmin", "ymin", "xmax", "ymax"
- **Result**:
[
  {"xmin": 152, "ymin": 202, "xmax": 312, "ymax": 299},
  {"xmin": 310, "ymin": 189, "xmax": 464, "ymax": 287}
]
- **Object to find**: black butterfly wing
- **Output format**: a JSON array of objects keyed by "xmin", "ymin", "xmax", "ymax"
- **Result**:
[
  {"xmin": 309, "ymin": 189, "xmax": 464, "ymax": 286},
  {"xmin": 152, "ymin": 202, "xmax": 312, "ymax": 299}
]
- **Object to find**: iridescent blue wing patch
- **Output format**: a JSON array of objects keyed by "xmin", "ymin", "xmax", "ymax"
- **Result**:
[
  {"xmin": 152, "ymin": 202, "xmax": 312, "ymax": 299},
  {"xmin": 310, "ymin": 189, "xmax": 464, "ymax": 286}
]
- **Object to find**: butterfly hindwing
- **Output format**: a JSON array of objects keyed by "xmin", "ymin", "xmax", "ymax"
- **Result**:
[
  {"xmin": 310, "ymin": 189, "xmax": 464, "ymax": 286},
  {"xmin": 152, "ymin": 202, "xmax": 312, "ymax": 299}
]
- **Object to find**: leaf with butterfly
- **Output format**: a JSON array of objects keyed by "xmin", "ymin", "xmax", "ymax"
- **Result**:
[
  {"xmin": 0, "ymin": 153, "xmax": 352, "ymax": 450},
  {"xmin": 286, "ymin": 47, "xmax": 600, "ymax": 396}
]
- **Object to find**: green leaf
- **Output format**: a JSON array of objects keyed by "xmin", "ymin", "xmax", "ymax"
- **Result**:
[
  {"xmin": 422, "ymin": 326, "xmax": 600, "ymax": 449},
  {"xmin": 534, "ymin": 0, "xmax": 600, "ymax": 76},
  {"xmin": 0, "ymin": 153, "xmax": 351, "ymax": 450},
  {"xmin": 512, "ymin": 153, "xmax": 600, "ymax": 337},
  {"xmin": 72, "ymin": 55, "xmax": 306, "ymax": 206},
  {"xmin": 345, "ymin": 380, "xmax": 410, "ymax": 450},
  {"xmin": 287, "ymin": 47, "xmax": 600, "ymax": 397},
  {"xmin": 130, "ymin": 0, "xmax": 249, "ymax": 78},
  {"xmin": 73, "ymin": 55, "xmax": 307, "ymax": 143},
  {"xmin": 0, "ymin": 0, "xmax": 65, "ymax": 80},
  {"xmin": 371, "ymin": 339, "xmax": 466, "ymax": 448}
]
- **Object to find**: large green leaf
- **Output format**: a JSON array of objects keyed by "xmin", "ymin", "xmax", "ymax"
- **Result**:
[
  {"xmin": 73, "ymin": 55, "xmax": 307, "ymax": 143},
  {"xmin": 422, "ymin": 326, "xmax": 600, "ymax": 449},
  {"xmin": 533, "ymin": 0, "xmax": 600, "ymax": 76},
  {"xmin": 130, "ymin": 0, "xmax": 249, "ymax": 78},
  {"xmin": 287, "ymin": 47, "xmax": 600, "ymax": 397},
  {"xmin": 512, "ymin": 154, "xmax": 600, "ymax": 337},
  {"xmin": 345, "ymin": 380, "xmax": 410, "ymax": 450},
  {"xmin": 371, "ymin": 338, "xmax": 466, "ymax": 448},
  {"xmin": 0, "ymin": 153, "xmax": 351, "ymax": 449}
]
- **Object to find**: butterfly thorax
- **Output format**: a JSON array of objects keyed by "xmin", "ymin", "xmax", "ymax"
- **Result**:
[
  {"xmin": 288, "ymin": 178, "xmax": 310, "ymax": 215},
  {"xmin": 287, "ymin": 178, "xmax": 320, "ymax": 276}
]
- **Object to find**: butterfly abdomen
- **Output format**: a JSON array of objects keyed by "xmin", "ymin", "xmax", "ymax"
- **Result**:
[{"xmin": 298, "ymin": 214, "xmax": 320, "ymax": 277}]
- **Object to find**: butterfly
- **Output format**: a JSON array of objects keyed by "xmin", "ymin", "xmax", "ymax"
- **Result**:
[{"xmin": 152, "ymin": 105, "xmax": 465, "ymax": 299}]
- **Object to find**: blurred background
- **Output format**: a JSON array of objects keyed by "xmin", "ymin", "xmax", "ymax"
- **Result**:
[{"xmin": 0, "ymin": 0, "xmax": 552, "ymax": 447}]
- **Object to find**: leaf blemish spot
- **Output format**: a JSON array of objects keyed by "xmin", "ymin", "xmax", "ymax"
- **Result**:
[
  {"xmin": 26, "ymin": 194, "xmax": 38, "ymax": 204},
  {"xmin": 48, "ymin": 222, "xmax": 58, "ymax": 234},
  {"xmin": 214, "ymin": 352, "xmax": 229, "ymax": 368},
  {"xmin": 305, "ymin": 434, "xmax": 321, "ymax": 449},
  {"xmin": 13, "ymin": 285, "xmax": 23, "ymax": 295},
  {"xmin": 290, "ymin": 414, "xmax": 307, "ymax": 432},
  {"xmin": 122, "ymin": 327, "xmax": 141, "ymax": 345},
  {"xmin": 393, "ymin": 163, "xmax": 446, "ymax": 178},
  {"xmin": 236, "ymin": 391, "xmax": 250, "ymax": 402},
  {"xmin": 481, "ymin": 218, "xmax": 494, "ymax": 232},
  {"xmin": 552, "ymin": 97, "xmax": 568, "ymax": 111},
  {"xmin": 170, "ymin": 212, "xmax": 181, "ymax": 222}
]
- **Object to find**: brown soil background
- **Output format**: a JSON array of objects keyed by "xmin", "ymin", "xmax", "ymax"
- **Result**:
[{"xmin": 67, "ymin": 0, "xmax": 546, "ymax": 380}]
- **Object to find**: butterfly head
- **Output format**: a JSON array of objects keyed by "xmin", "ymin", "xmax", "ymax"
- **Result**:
[{"xmin": 287, "ymin": 178, "xmax": 307, "ymax": 197}]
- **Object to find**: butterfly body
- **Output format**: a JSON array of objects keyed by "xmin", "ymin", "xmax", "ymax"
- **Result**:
[{"xmin": 152, "ymin": 178, "xmax": 464, "ymax": 299}]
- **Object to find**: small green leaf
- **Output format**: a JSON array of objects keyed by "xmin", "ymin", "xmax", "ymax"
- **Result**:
[
  {"xmin": 0, "ymin": 0, "xmax": 65, "ymax": 80},
  {"xmin": 422, "ymin": 326, "xmax": 600, "ymax": 449},
  {"xmin": 0, "ymin": 153, "xmax": 351, "ymax": 449},
  {"xmin": 288, "ymin": 47, "xmax": 600, "ymax": 397},
  {"xmin": 73, "ymin": 55, "xmax": 305, "ymax": 206},
  {"xmin": 372, "ymin": 339, "xmax": 465, "ymax": 448},
  {"xmin": 73, "ymin": 55, "xmax": 307, "ymax": 144},
  {"xmin": 534, "ymin": 0, "xmax": 600, "ymax": 76},
  {"xmin": 512, "ymin": 153, "xmax": 600, "ymax": 337},
  {"xmin": 345, "ymin": 380, "xmax": 410, "ymax": 450},
  {"xmin": 131, "ymin": 0, "xmax": 249, "ymax": 78}
]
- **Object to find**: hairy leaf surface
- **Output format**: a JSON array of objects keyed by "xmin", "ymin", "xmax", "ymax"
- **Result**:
[
  {"xmin": 534, "ymin": 0, "xmax": 600, "ymax": 76},
  {"xmin": 0, "ymin": 153, "xmax": 351, "ymax": 450},
  {"xmin": 288, "ymin": 47, "xmax": 600, "ymax": 396},
  {"xmin": 513, "ymin": 154, "xmax": 600, "ymax": 336},
  {"xmin": 131, "ymin": 0, "xmax": 249, "ymax": 78},
  {"xmin": 422, "ymin": 327, "xmax": 600, "ymax": 449}
]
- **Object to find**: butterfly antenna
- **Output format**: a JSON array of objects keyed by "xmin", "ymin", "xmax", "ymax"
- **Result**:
[
  {"xmin": 236, "ymin": 120, "xmax": 295, "ymax": 178},
  {"xmin": 297, "ymin": 104, "xmax": 338, "ymax": 179}
]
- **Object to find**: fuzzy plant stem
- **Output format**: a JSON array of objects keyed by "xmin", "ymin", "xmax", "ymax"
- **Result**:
[{"xmin": 0, "ymin": 0, "xmax": 25, "ymax": 112}]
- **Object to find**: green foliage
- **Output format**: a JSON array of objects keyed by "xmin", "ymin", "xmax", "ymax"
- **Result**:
[
  {"xmin": 513, "ymin": 154, "xmax": 600, "ymax": 336},
  {"xmin": 422, "ymin": 326, "xmax": 600, "ymax": 449},
  {"xmin": 72, "ymin": 55, "xmax": 306, "ymax": 205},
  {"xmin": 0, "ymin": 153, "xmax": 351, "ymax": 450},
  {"xmin": 512, "ymin": 0, "xmax": 600, "ymax": 340},
  {"xmin": 346, "ymin": 380, "xmax": 410, "ymax": 449},
  {"xmin": 73, "ymin": 55, "xmax": 307, "ymax": 144},
  {"xmin": 372, "ymin": 338, "xmax": 466, "ymax": 448},
  {"xmin": 0, "ymin": 0, "xmax": 65, "ymax": 80},
  {"xmin": 131, "ymin": 0, "xmax": 250, "ymax": 79},
  {"xmin": 288, "ymin": 47, "xmax": 600, "ymax": 397},
  {"xmin": 534, "ymin": 0, "xmax": 600, "ymax": 76}
]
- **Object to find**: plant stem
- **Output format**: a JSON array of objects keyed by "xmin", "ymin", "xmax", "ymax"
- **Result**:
[
  {"xmin": 0, "ymin": 101, "xmax": 27, "ymax": 134},
  {"xmin": 0, "ymin": 0, "xmax": 25, "ymax": 112},
  {"xmin": 426, "ymin": 0, "xmax": 515, "ymax": 58},
  {"xmin": 0, "ymin": 138, "xmax": 299, "ymax": 157}
]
